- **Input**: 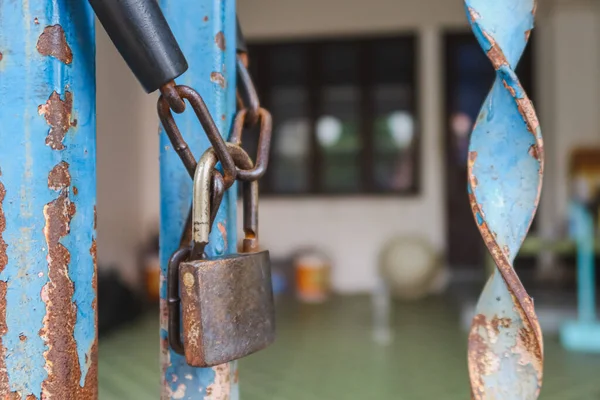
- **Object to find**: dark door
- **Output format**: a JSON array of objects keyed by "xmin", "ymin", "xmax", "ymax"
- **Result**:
[{"xmin": 444, "ymin": 32, "xmax": 534, "ymax": 269}]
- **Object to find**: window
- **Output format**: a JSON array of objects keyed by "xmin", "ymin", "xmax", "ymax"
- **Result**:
[{"xmin": 243, "ymin": 36, "xmax": 418, "ymax": 196}]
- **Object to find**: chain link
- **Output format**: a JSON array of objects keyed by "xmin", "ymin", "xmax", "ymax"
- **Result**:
[
  {"xmin": 157, "ymin": 84, "xmax": 237, "ymax": 187},
  {"xmin": 229, "ymin": 107, "xmax": 272, "ymax": 181}
]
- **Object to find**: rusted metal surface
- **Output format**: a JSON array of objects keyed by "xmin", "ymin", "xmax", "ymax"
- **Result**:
[
  {"xmin": 465, "ymin": 1, "xmax": 544, "ymax": 399},
  {"xmin": 38, "ymin": 91, "xmax": 75, "ymax": 151},
  {"xmin": 235, "ymin": 56, "xmax": 259, "ymax": 126},
  {"xmin": 0, "ymin": 2, "xmax": 97, "ymax": 398},
  {"xmin": 210, "ymin": 72, "xmax": 226, "ymax": 89},
  {"xmin": 157, "ymin": 85, "xmax": 236, "ymax": 187},
  {"xmin": 170, "ymin": 146, "xmax": 274, "ymax": 367},
  {"xmin": 159, "ymin": 0, "xmax": 238, "ymax": 398},
  {"xmin": 229, "ymin": 108, "xmax": 272, "ymax": 182},
  {"xmin": 215, "ymin": 32, "xmax": 226, "ymax": 51},
  {"xmin": 160, "ymin": 81, "xmax": 186, "ymax": 114},
  {"xmin": 41, "ymin": 166, "xmax": 78, "ymax": 399},
  {"xmin": 179, "ymin": 250, "xmax": 274, "ymax": 368},
  {"xmin": 36, "ymin": 25, "xmax": 73, "ymax": 65}
]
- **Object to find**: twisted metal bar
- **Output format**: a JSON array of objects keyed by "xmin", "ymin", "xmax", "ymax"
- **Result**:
[{"xmin": 465, "ymin": 1, "xmax": 544, "ymax": 399}]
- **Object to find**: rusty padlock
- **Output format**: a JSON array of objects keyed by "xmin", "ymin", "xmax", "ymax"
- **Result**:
[{"xmin": 168, "ymin": 147, "xmax": 275, "ymax": 367}]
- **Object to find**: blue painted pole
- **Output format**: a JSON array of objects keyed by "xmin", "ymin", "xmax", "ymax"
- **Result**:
[
  {"xmin": 0, "ymin": 1, "xmax": 97, "ymax": 399},
  {"xmin": 560, "ymin": 201, "xmax": 600, "ymax": 353},
  {"xmin": 573, "ymin": 202, "xmax": 596, "ymax": 323},
  {"xmin": 465, "ymin": 1, "xmax": 544, "ymax": 398},
  {"xmin": 158, "ymin": 1, "xmax": 239, "ymax": 398}
]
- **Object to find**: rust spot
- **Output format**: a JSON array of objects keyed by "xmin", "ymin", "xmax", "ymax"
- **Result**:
[
  {"xmin": 19, "ymin": 334, "xmax": 27, "ymax": 342},
  {"xmin": 205, "ymin": 364, "xmax": 231, "ymax": 399},
  {"xmin": 518, "ymin": 326, "xmax": 543, "ymax": 363},
  {"xmin": 36, "ymin": 25, "xmax": 73, "ymax": 64},
  {"xmin": 516, "ymin": 98, "xmax": 541, "ymax": 136},
  {"xmin": 529, "ymin": 144, "xmax": 541, "ymax": 161},
  {"xmin": 40, "ymin": 187, "xmax": 77, "ymax": 399},
  {"xmin": 468, "ymin": 151, "xmax": 478, "ymax": 164},
  {"xmin": 80, "ymin": 245, "xmax": 99, "ymax": 400},
  {"xmin": 40, "ymin": 162, "xmax": 98, "ymax": 399},
  {"xmin": 48, "ymin": 161, "xmax": 71, "ymax": 191},
  {"xmin": 468, "ymin": 7, "xmax": 481, "ymax": 21},
  {"xmin": 0, "ymin": 179, "xmax": 7, "ymax": 395},
  {"xmin": 93, "ymin": 205, "xmax": 97, "ymax": 230},
  {"xmin": 0, "ymin": 281, "xmax": 9, "ymax": 395},
  {"xmin": 34, "ymin": 18, "xmax": 39, "ymax": 25},
  {"xmin": 468, "ymin": 314, "xmax": 490, "ymax": 398},
  {"xmin": 502, "ymin": 80, "xmax": 516, "ymax": 97},
  {"xmin": 215, "ymin": 31, "xmax": 226, "ymax": 51},
  {"xmin": 38, "ymin": 91, "xmax": 75, "ymax": 151},
  {"xmin": 502, "ymin": 245, "xmax": 510, "ymax": 259},
  {"xmin": 0, "ymin": 180, "xmax": 7, "ymax": 274},
  {"xmin": 221, "ymin": 114, "xmax": 226, "ymax": 121},
  {"xmin": 73, "ymin": 186, "xmax": 78, "ymax": 196},
  {"xmin": 468, "ymin": 314, "xmax": 516, "ymax": 399},
  {"xmin": 203, "ymin": 16, "xmax": 209, "ymax": 22},
  {"xmin": 0, "ymin": 52, "xmax": 3, "ymax": 62},
  {"xmin": 490, "ymin": 316, "xmax": 511, "ymax": 335},
  {"xmin": 80, "ymin": 237, "xmax": 99, "ymax": 400},
  {"xmin": 217, "ymin": 222, "xmax": 227, "ymax": 251},
  {"xmin": 89, "ymin": 239, "xmax": 97, "ymax": 271},
  {"xmin": 486, "ymin": 45, "xmax": 507, "ymax": 70},
  {"xmin": 525, "ymin": 29, "xmax": 532, "ymax": 42},
  {"xmin": 210, "ymin": 72, "xmax": 226, "ymax": 89}
]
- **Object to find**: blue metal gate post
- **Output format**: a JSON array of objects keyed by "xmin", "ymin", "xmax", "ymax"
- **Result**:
[
  {"xmin": 158, "ymin": 1, "xmax": 239, "ymax": 398},
  {"xmin": 465, "ymin": 1, "xmax": 544, "ymax": 399},
  {"xmin": 0, "ymin": 1, "xmax": 97, "ymax": 399}
]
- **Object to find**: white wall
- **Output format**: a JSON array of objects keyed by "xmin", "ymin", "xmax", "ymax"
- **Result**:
[
  {"xmin": 539, "ymin": 0, "xmax": 600, "ymax": 236},
  {"xmin": 95, "ymin": 26, "xmax": 146, "ymax": 285},
  {"xmin": 237, "ymin": 0, "xmax": 466, "ymax": 39},
  {"xmin": 95, "ymin": 0, "xmax": 600, "ymax": 292}
]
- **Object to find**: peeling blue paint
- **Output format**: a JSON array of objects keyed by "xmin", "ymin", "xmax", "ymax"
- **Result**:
[
  {"xmin": 0, "ymin": 0, "xmax": 96, "ymax": 396},
  {"xmin": 159, "ymin": 0, "xmax": 238, "ymax": 398},
  {"xmin": 465, "ymin": 0, "xmax": 543, "ymax": 399}
]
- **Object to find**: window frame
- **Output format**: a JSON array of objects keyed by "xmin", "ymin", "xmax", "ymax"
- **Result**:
[{"xmin": 246, "ymin": 33, "xmax": 420, "ymax": 198}]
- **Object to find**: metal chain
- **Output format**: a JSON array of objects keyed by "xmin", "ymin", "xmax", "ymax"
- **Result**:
[{"xmin": 157, "ymin": 19, "xmax": 273, "ymax": 245}]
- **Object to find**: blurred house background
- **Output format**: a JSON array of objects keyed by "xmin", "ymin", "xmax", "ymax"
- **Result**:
[
  {"xmin": 95, "ymin": 0, "xmax": 600, "ymax": 398},
  {"xmin": 96, "ymin": 0, "xmax": 600, "ymax": 293}
]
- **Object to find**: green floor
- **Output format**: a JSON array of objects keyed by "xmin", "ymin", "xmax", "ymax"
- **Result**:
[{"xmin": 99, "ymin": 296, "xmax": 600, "ymax": 399}]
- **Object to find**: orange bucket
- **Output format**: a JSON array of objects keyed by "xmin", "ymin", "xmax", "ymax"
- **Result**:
[{"xmin": 294, "ymin": 251, "xmax": 330, "ymax": 303}]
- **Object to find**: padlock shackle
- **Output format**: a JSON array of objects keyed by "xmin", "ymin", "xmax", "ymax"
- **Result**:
[
  {"xmin": 167, "ymin": 247, "xmax": 190, "ymax": 356},
  {"xmin": 190, "ymin": 150, "xmax": 219, "ymax": 259},
  {"xmin": 190, "ymin": 144, "xmax": 259, "ymax": 260}
]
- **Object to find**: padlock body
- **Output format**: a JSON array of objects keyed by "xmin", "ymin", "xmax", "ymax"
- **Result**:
[{"xmin": 179, "ymin": 250, "xmax": 275, "ymax": 367}]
